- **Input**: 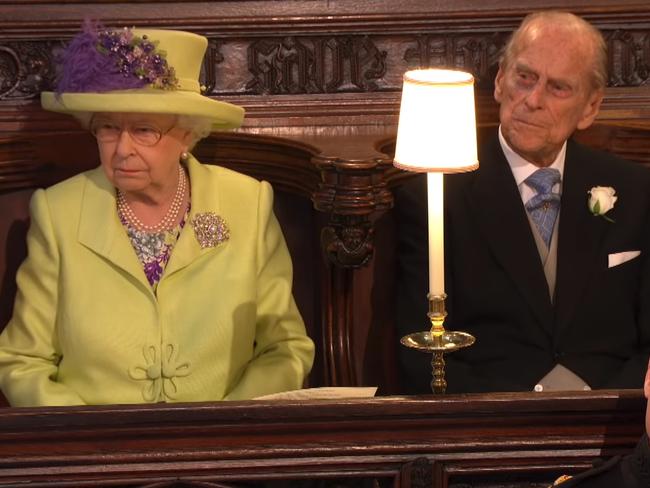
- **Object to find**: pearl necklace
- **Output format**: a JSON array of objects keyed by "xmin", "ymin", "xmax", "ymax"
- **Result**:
[{"xmin": 117, "ymin": 165, "xmax": 187, "ymax": 233}]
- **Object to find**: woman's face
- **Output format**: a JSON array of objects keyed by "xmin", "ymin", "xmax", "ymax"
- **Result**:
[{"xmin": 92, "ymin": 112, "xmax": 192, "ymax": 198}]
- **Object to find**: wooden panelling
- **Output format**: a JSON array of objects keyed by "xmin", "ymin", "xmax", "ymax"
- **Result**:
[{"xmin": 0, "ymin": 389, "xmax": 644, "ymax": 487}]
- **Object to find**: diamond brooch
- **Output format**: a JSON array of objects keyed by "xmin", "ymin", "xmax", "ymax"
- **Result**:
[{"xmin": 191, "ymin": 212, "xmax": 230, "ymax": 249}]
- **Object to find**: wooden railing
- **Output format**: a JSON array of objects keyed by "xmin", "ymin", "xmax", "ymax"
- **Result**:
[{"xmin": 0, "ymin": 389, "xmax": 644, "ymax": 487}]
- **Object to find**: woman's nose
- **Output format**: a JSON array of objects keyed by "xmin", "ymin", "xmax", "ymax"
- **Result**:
[{"xmin": 114, "ymin": 129, "xmax": 136, "ymax": 156}]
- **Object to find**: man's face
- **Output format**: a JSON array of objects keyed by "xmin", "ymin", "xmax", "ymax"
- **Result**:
[{"xmin": 494, "ymin": 25, "xmax": 603, "ymax": 166}]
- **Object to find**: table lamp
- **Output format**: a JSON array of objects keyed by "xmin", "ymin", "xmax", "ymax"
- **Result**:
[{"xmin": 393, "ymin": 68, "xmax": 479, "ymax": 394}]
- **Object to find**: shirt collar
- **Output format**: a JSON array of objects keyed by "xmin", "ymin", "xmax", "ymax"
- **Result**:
[{"xmin": 498, "ymin": 125, "xmax": 566, "ymax": 187}]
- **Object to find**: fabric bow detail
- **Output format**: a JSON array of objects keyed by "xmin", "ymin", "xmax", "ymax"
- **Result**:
[{"xmin": 129, "ymin": 344, "xmax": 191, "ymax": 402}]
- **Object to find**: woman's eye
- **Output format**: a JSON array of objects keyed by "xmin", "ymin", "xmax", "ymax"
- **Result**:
[
  {"xmin": 96, "ymin": 123, "xmax": 118, "ymax": 130},
  {"xmin": 92, "ymin": 122, "xmax": 120, "ymax": 136},
  {"xmin": 132, "ymin": 126, "xmax": 159, "ymax": 135}
]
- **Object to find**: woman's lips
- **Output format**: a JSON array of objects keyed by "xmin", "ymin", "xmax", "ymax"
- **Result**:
[{"xmin": 115, "ymin": 168, "xmax": 141, "ymax": 175}]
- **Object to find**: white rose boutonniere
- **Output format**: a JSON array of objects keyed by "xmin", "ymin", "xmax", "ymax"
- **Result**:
[{"xmin": 588, "ymin": 186, "xmax": 617, "ymax": 223}]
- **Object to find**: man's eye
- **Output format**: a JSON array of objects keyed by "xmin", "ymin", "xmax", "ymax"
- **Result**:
[
  {"xmin": 517, "ymin": 72, "xmax": 534, "ymax": 83},
  {"xmin": 549, "ymin": 83, "xmax": 571, "ymax": 97}
]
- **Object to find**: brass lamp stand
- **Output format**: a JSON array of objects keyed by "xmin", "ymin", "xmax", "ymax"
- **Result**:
[
  {"xmin": 393, "ymin": 68, "xmax": 479, "ymax": 394},
  {"xmin": 400, "ymin": 294, "xmax": 475, "ymax": 394}
]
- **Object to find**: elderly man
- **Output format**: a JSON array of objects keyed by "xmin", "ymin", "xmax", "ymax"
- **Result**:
[{"xmin": 395, "ymin": 11, "xmax": 650, "ymax": 393}]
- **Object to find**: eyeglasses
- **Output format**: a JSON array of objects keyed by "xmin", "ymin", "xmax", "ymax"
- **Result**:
[{"xmin": 90, "ymin": 117, "xmax": 175, "ymax": 147}]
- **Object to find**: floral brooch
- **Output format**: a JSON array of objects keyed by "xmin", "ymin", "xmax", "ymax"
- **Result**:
[
  {"xmin": 191, "ymin": 212, "xmax": 230, "ymax": 249},
  {"xmin": 55, "ymin": 20, "xmax": 178, "ymax": 94},
  {"xmin": 588, "ymin": 186, "xmax": 617, "ymax": 223}
]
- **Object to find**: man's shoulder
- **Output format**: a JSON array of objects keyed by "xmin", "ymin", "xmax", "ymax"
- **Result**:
[
  {"xmin": 568, "ymin": 138, "xmax": 650, "ymax": 178},
  {"xmin": 554, "ymin": 435, "xmax": 650, "ymax": 487}
]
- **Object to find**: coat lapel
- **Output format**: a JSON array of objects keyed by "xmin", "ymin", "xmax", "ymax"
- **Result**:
[
  {"xmin": 164, "ymin": 156, "xmax": 229, "ymax": 276},
  {"xmin": 468, "ymin": 137, "xmax": 555, "ymax": 334},
  {"xmin": 77, "ymin": 168, "xmax": 151, "ymax": 291},
  {"xmin": 554, "ymin": 141, "xmax": 609, "ymax": 338}
]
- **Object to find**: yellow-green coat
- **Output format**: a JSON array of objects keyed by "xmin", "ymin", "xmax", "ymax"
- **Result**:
[{"xmin": 0, "ymin": 156, "xmax": 314, "ymax": 406}]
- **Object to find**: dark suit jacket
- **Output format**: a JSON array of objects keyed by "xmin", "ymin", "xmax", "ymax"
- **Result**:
[
  {"xmin": 395, "ymin": 131, "xmax": 650, "ymax": 393},
  {"xmin": 556, "ymin": 435, "xmax": 650, "ymax": 487}
]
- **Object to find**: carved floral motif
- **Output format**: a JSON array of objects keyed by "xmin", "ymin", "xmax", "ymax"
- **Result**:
[{"xmin": 0, "ymin": 41, "xmax": 58, "ymax": 100}]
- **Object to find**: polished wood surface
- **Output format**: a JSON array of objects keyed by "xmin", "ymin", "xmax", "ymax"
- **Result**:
[{"xmin": 0, "ymin": 389, "xmax": 644, "ymax": 487}]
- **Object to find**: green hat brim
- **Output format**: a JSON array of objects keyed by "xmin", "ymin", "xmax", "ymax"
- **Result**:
[{"xmin": 41, "ymin": 89, "xmax": 245, "ymax": 130}]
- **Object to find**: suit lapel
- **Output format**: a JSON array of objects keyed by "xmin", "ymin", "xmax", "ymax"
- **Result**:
[
  {"xmin": 164, "ymin": 156, "xmax": 229, "ymax": 276},
  {"xmin": 77, "ymin": 168, "xmax": 151, "ymax": 291},
  {"xmin": 554, "ymin": 141, "xmax": 609, "ymax": 338},
  {"xmin": 468, "ymin": 137, "xmax": 555, "ymax": 334}
]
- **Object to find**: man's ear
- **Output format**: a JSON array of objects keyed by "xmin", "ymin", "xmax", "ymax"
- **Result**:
[
  {"xmin": 644, "ymin": 360, "xmax": 650, "ymax": 399},
  {"xmin": 494, "ymin": 67, "xmax": 505, "ymax": 103},
  {"xmin": 576, "ymin": 88, "xmax": 604, "ymax": 131}
]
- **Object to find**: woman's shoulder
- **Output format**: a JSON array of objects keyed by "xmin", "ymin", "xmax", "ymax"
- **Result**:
[
  {"xmin": 198, "ymin": 161, "xmax": 261, "ymax": 184},
  {"xmin": 191, "ymin": 159, "xmax": 272, "ymax": 196},
  {"xmin": 43, "ymin": 167, "xmax": 104, "ymax": 198},
  {"xmin": 27, "ymin": 168, "xmax": 104, "ymax": 223}
]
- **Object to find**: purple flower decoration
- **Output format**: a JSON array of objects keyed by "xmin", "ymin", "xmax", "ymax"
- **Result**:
[{"xmin": 55, "ymin": 19, "xmax": 178, "ymax": 94}]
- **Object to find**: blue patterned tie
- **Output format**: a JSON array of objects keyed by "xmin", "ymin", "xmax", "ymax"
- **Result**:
[{"xmin": 524, "ymin": 168, "xmax": 561, "ymax": 248}]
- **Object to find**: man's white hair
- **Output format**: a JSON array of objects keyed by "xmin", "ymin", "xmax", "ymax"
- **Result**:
[{"xmin": 500, "ymin": 11, "xmax": 607, "ymax": 91}]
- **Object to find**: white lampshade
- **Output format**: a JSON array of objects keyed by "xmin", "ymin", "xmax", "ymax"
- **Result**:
[{"xmin": 394, "ymin": 69, "xmax": 479, "ymax": 173}]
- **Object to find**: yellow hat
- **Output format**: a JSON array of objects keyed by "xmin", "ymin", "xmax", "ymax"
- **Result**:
[{"xmin": 41, "ymin": 23, "xmax": 244, "ymax": 130}]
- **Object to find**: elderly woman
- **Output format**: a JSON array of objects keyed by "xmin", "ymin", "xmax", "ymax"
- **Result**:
[{"xmin": 0, "ymin": 22, "xmax": 314, "ymax": 406}]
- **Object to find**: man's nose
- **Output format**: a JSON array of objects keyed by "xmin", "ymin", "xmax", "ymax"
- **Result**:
[{"xmin": 524, "ymin": 82, "xmax": 546, "ymax": 109}]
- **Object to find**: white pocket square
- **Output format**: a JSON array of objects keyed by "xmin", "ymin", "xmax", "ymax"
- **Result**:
[{"xmin": 608, "ymin": 250, "xmax": 641, "ymax": 268}]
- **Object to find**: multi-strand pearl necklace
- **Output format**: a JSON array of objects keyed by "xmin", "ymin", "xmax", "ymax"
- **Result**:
[{"xmin": 117, "ymin": 165, "xmax": 187, "ymax": 233}]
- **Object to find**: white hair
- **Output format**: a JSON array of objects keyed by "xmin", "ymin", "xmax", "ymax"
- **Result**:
[
  {"xmin": 501, "ymin": 11, "xmax": 607, "ymax": 90},
  {"xmin": 176, "ymin": 114, "xmax": 214, "ymax": 149},
  {"xmin": 72, "ymin": 111, "xmax": 93, "ymax": 129}
]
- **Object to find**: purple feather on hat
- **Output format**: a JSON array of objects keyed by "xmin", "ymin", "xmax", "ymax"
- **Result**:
[{"xmin": 55, "ymin": 19, "xmax": 177, "ymax": 94}]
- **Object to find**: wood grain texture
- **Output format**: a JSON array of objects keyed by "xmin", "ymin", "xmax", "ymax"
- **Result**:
[{"xmin": 0, "ymin": 390, "xmax": 644, "ymax": 487}]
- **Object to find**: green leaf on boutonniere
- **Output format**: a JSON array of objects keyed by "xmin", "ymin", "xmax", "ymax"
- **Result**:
[{"xmin": 591, "ymin": 200, "xmax": 600, "ymax": 215}]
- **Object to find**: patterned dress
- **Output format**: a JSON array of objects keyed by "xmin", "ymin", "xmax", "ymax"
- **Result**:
[{"xmin": 119, "ymin": 203, "xmax": 191, "ymax": 291}]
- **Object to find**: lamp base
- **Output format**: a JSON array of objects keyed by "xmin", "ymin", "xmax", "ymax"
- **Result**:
[
  {"xmin": 400, "ymin": 330, "xmax": 475, "ymax": 353},
  {"xmin": 400, "ymin": 294, "xmax": 475, "ymax": 394},
  {"xmin": 401, "ymin": 331, "xmax": 474, "ymax": 394}
]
